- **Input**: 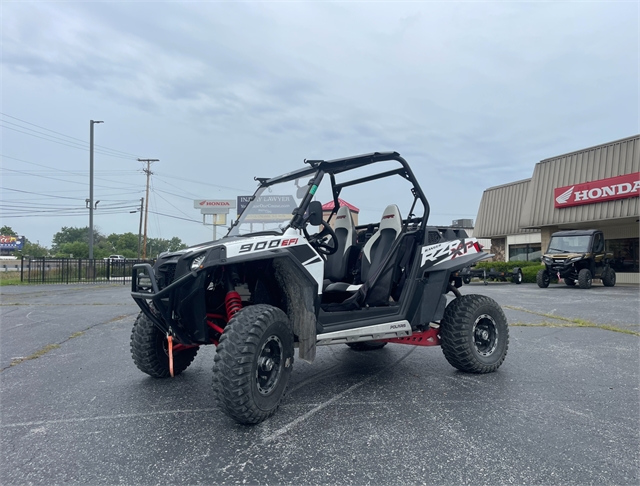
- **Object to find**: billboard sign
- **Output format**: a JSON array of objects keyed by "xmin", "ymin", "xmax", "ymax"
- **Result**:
[
  {"xmin": 236, "ymin": 195, "xmax": 297, "ymax": 223},
  {"xmin": 0, "ymin": 236, "xmax": 25, "ymax": 251},
  {"xmin": 193, "ymin": 199, "xmax": 236, "ymax": 209},
  {"xmin": 554, "ymin": 172, "xmax": 640, "ymax": 208},
  {"xmin": 237, "ymin": 195, "xmax": 253, "ymax": 214}
]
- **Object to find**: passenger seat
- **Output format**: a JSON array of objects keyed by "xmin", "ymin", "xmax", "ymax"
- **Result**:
[{"xmin": 360, "ymin": 204, "xmax": 403, "ymax": 282}]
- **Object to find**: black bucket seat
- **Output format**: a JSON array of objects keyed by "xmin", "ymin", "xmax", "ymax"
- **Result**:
[{"xmin": 323, "ymin": 206, "xmax": 357, "ymax": 285}]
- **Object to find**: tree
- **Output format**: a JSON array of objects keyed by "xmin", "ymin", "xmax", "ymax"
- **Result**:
[
  {"xmin": 16, "ymin": 241, "xmax": 49, "ymax": 258},
  {"xmin": 48, "ymin": 226, "xmax": 188, "ymax": 259},
  {"xmin": 145, "ymin": 237, "xmax": 188, "ymax": 258},
  {"xmin": 56, "ymin": 241, "xmax": 90, "ymax": 258},
  {"xmin": 0, "ymin": 226, "xmax": 17, "ymax": 236},
  {"xmin": 107, "ymin": 232, "xmax": 139, "ymax": 258},
  {"xmin": 52, "ymin": 226, "xmax": 105, "ymax": 253},
  {"xmin": 167, "ymin": 237, "xmax": 188, "ymax": 252}
]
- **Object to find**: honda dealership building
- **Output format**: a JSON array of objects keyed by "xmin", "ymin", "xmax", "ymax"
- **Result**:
[{"xmin": 474, "ymin": 135, "xmax": 639, "ymax": 284}]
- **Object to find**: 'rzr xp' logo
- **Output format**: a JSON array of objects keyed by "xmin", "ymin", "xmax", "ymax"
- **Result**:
[{"xmin": 421, "ymin": 240, "xmax": 477, "ymax": 267}]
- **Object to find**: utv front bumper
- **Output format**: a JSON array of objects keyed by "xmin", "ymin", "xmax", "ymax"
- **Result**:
[
  {"xmin": 131, "ymin": 263, "xmax": 201, "ymax": 344},
  {"xmin": 543, "ymin": 259, "xmax": 581, "ymax": 278}
]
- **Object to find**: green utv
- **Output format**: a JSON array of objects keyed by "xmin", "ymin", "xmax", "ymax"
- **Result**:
[
  {"xmin": 537, "ymin": 229, "xmax": 616, "ymax": 289},
  {"xmin": 130, "ymin": 152, "xmax": 509, "ymax": 425}
]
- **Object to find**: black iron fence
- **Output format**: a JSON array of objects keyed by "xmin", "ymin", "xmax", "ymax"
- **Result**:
[{"xmin": 20, "ymin": 257, "xmax": 155, "ymax": 285}]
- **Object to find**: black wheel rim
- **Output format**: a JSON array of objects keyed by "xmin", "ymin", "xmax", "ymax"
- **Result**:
[
  {"xmin": 473, "ymin": 314, "xmax": 498, "ymax": 357},
  {"xmin": 256, "ymin": 335, "xmax": 283, "ymax": 395}
]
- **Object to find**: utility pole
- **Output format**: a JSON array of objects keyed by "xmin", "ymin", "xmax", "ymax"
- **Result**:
[
  {"xmin": 89, "ymin": 120, "xmax": 103, "ymax": 259},
  {"xmin": 138, "ymin": 158, "xmax": 159, "ymax": 259},
  {"xmin": 137, "ymin": 197, "xmax": 144, "ymax": 259}
]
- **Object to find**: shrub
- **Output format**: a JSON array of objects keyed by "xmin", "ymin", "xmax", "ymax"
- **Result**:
[
  {"xmin": 472, "ymin": 260, "xmax": 557, "ymax": 284},
  {"xmin": 474, "ymin": 261, "xmax": 541, "ymax": 272}
]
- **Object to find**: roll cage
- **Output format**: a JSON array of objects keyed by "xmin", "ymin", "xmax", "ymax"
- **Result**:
[{"xmin": 230, "ymin": 151, "xmax": 431, "ymax": 236}]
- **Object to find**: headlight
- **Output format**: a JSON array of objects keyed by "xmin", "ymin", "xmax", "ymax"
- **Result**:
[
  {"xmin": 191, "ymin": 253, "xmax": 207, "ymax": 270},
  {"xmin": 569, "ymin": 256, "xmax": 583, "ymax": 263},
  {"xmin": 543, "ymin": 257, "xmax": 552, "ymax": 264}
]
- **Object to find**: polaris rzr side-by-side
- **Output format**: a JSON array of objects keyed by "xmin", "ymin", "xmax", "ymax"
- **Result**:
[
  {"xmin": 537, "ymin": 229, "xmax": 616, "ymax": 289},
  {"xmin": 130, "ymin": 152, "xmax": 509, "ymax": 424}
]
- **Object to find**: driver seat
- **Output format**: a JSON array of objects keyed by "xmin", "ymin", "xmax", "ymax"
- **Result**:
[{"xmin": 323, "ymin": 206, "xmax": 357, "ymax": 287}]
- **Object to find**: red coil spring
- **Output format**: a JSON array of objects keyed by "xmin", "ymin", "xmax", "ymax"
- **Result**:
[{"xmin": 225, "ymin": 291, "xmax": 242, "ymax": 320}]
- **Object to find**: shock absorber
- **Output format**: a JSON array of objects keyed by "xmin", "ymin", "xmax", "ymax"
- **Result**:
[
  {"xmin": 225, "ymin": 291, "xmax": 242, "ymax": 319},
  {"xmin": 225, "ymin": 265, "xmax": 242, "ymax": 319}
]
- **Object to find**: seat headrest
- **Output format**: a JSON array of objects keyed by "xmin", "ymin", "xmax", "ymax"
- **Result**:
[
  {"xmin": 379, "ymin": 204, "xmax": 402, "ymax": 233},
  {"xmin": 334, "ymin": 205, "xmax": 354, "ymax": 231}
]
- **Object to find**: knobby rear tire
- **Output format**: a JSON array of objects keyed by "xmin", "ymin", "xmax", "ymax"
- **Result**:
[
  {"xmin": 439, "ymin": 294, "xmax": 509, "ymax": 374},
  {"xmin": 602, "ymin": 267, "xmax": 616, "ymax": 287}
]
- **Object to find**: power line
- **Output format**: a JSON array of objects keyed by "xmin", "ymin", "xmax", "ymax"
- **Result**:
[
  {"xmin": 1, "ymin": 124, "xmax": 136, "ymax": 160},
  {"xmin": 0, "ymin": 204, "xmax": 137, "ymax": 214},
  {"xmin": 0, "ymin": 113, "xmax": 142, "ymax": 157},
  {"xmin": 154, "ymin": 172, "xmax": 252, "ymax": 193},
  {"xmin": 2, "ymin": 170, "xmax": 139, "ymax": 176},
  {"xmin": 150, "ymin": 178, "xmax": 162, "ymax": 240},
  {"xmin": 152, "ymin": 186, "xmax": 195, "ymax": 220},
  {"xmin": 154, "ymin": 187, "xmax": 196, "ymax": 201},
  {"xmin": 0, "ymin": 166, "xmax": 140, "ymax": 191},
  {"xmin": 1, "ymin": 209, "xmax": 134, "ymax": 218},
  {"xmin": 1, "ymin": 187, "xmax": 85, "ymax": 200},
  {"xmin": 0, "ymin": 155, "xmax": 142, "ymax": 189},
  {"xmin": 147, "ymin": 210, "xmax": 202, "ymax": 224}
]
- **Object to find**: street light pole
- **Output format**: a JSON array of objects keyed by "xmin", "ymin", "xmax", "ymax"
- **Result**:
[
  {"xmin": 137, "ymin": 158, "xmax": 159, "ymax": 259},
  {"xmin": 89, "ymin": 120, "xmax": 103, "ymax": 259}
]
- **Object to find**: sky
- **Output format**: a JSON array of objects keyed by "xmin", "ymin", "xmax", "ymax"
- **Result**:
[{"xmin": 1, "ymin": 1, "xmax": 638, "ymax": 249}]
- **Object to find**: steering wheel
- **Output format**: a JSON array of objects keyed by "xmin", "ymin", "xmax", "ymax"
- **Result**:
[{"xmin": 303, "ymin": 220, "xmax": 338, "ymax": 256}]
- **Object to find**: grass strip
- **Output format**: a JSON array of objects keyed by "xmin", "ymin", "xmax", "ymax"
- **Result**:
[
  {"xmin": 505, "ymin": 305, "xmax": 639, "ymax": 336},
  {"xmin": 9, "ymin": 344, "xmax": 61, "ymax": 366},
  {"xmin": 3, "ymin": 313, "xmax": 137, "ymax": 371}
]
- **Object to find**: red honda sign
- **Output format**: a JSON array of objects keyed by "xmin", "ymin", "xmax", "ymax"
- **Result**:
[{"xmin": 554, "ymin": 172, "xmax": 640, "ymax": 208}]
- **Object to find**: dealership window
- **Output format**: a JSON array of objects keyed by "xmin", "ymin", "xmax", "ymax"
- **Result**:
[
  {"xmin": 509, "ymin": 244, "xmax": 542, "ymax": 262},
  {"xmin": 606, "ymin": 238, "xmax": 639, "ymax": 273}
]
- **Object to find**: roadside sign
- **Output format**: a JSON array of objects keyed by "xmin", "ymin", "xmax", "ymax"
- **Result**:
[
  {"xmin": 237, "ymin": 195, "xmax": 297, "ymax": 223},
  {"xmin": 193, "ymin": 199, "xmax": 236, "ymax": 209}
]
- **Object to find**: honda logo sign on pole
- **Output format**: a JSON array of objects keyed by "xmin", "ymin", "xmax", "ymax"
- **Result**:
[
  {"xmin": 554, "ymin": 172, "xmax": 640, "ymax": 208},
  {"xmin": 193, "ymin": 199, "xmax": 236, "ymax": 210},
  {"xmin": 194, "ymin": 200, "xmax": 235, "ymax": 241}
]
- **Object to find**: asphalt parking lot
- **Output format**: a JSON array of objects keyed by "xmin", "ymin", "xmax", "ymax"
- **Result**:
[{"xmin": 1, "ymin": 282, "xmax": 638, "ymax": 485}]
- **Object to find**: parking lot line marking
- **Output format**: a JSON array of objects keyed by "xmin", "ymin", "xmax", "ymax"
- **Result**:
[{"xmin": 260, "ymin": 347, "xmax": 418, "ymax": 444}]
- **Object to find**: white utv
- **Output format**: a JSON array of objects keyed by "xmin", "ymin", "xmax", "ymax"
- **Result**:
[{"xmin": 130, "ymin": 152, "xmax": 509, "ymax": 424}]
